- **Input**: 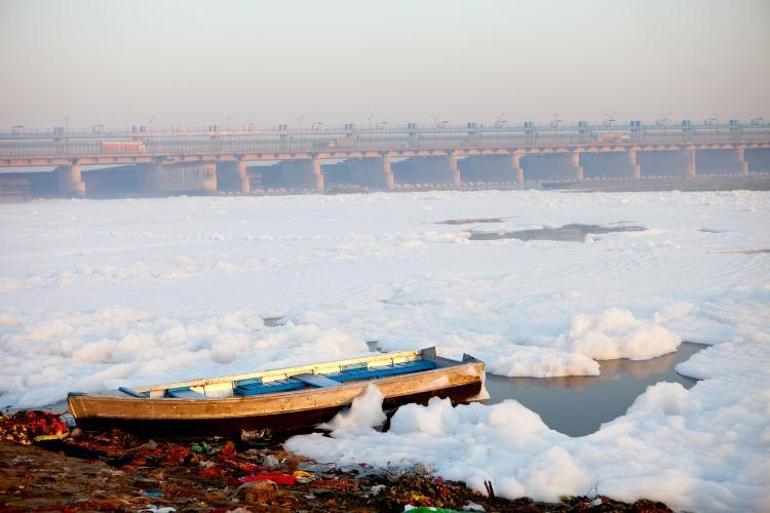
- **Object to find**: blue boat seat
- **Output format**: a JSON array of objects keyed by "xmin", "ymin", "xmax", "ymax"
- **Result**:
[
  {"xmin": 330, "ymin": 359, "xmax": 437, "ymax": 383},
  {"xmin": 294, "ymin": 373, "xmax": 342, "ymax": 388},
  {"xmin": 119, "ymin": 386, "xmax": 149, "ymax": 398},
  {"xmin": 165, "ymin": 387, "xmax": 205, "ymax": 399},
  {"xmin": 234, "ymin": 378, "xmax": 304, "ymax": 396}
]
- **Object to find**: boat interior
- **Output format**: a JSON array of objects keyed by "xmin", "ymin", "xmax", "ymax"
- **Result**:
[{"xmin": 100, "ymin": 347, "xmax": 469, "ymax": 400}]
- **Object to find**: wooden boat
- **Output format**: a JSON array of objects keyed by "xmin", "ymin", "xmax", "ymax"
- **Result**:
[{"xmin": 67, "ymin": 347, "xmax": 485, "ymax": 437}]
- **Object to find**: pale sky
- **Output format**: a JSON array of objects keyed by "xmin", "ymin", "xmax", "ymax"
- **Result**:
[{"xmin": 1, "ymin": 0, "xmax": 769, "ymax": 130}]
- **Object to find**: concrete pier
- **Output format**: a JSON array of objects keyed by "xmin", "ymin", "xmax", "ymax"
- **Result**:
[
  {"xmin": 628, "ymin": 150, "xmax": 641, "ymax": 178},
  {"xmin": 686, "ymin": 148, "xmax": 697, "ymax": 177},
  {"xmin": 312, "ymin": 156, "xmax": 324, "ymax": 192},
  {"xmin": 200, "ymin": 162, "xmax": 217, "ymax": 193},
  {"xmin": 449, "ymin": 153, "xmax": 462, "ymax": 187},
  {"xmin": 571, "ymin": 151, "xmax": 584, "ymax": 181},
  {"xmin": 512, "ymin": 153, "xmax": 524, "ymax": 184},
  {"xmin": 737, "ymin": 148, "xmax": 749, "ymax": 176},
  {"xmin": 55, "ymin": 162, "xmax": 85, "ymax": 197},
  {"xmin": 383, "ymin": 155, "xmax": 395, "ymax": 190},
  {"xmin": 237, "ymin": 160, "xmax": 250, "ymax": 192}
]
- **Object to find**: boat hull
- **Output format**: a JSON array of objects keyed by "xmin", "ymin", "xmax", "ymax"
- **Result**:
[
  {"xmin": 70, "ymin": 381, "xmax": 482, "ymax": 438},
  {"xmin": 68, "ymin": 361, "xmax": 484, "ymax": 438}
]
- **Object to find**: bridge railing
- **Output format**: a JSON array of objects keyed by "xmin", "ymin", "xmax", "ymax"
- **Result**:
[
  {"xmin": 2, "ymin": 121, "xmax": 769, "ymax": 140},
  {"xmin": 1, "ymin": 131, "xmax": 769, "ymax": 158}
]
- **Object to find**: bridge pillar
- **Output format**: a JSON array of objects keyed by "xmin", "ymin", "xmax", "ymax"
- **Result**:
[
  {"xmin": 237, "ymin": 160, "xmax": 250, "ymax": 192},
  {"xmin": 56, "ymin": 162, "xmax": 85, "ymax": 198},
  {"xmin": 217, "ymin": 160, "xmax": 251, "ymax": 193},
  {"xmin": 571, "ymin": 151, "xmax": 584, "ymax": 181},
  {"xmin": 736, "ymin": 148, "xmax": 750, "ymax": 176},
  {"xmin": 383, "ymin": 154, "xmax": 395, "ymax": 190},
  {"xmin": 512, "ymin": 153, "xmax": 524, "ymax": 184},
  {"xmin": 628, "ymin": 150, "xmax": 641, "ymax": 178},
  {"xmin": 449, "ymin": 153, "xmax": 462, "ymax": 187},
  {"xmin": 201, "ymin": 162, "xmax": 218, "ymax": 193},
  {"xmin": 686, "ymin": 148, "xmax": 697, "ymax": 177},
  {"xmin": 312, "ymin": 156, "xmax": 325, "ymax": 192}
]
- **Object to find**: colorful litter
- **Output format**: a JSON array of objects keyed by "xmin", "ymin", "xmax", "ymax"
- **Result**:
[{"xmin": 0, "ymin": 410, "xmax": 674, "ymax": 513}]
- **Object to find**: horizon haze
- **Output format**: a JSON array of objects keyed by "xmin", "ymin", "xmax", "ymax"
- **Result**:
[{"xmin": 1, "ymin": 0, "xmax": 769, "ymax": 130}]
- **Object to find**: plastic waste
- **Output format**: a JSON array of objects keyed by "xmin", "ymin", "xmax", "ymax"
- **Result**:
[{"xmin": 239, "ymin": 472, "xmax": 297, "ymax": 486}]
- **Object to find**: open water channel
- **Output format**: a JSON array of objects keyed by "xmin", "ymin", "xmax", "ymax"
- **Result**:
[{"xmin": 485, "ymin": 342, "xmax": 705, "ymax": 436}]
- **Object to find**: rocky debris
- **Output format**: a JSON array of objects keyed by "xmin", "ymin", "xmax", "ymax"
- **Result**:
[{"xmin": 0, "ymin": 410, "xmax": 674, "ymax": 513}]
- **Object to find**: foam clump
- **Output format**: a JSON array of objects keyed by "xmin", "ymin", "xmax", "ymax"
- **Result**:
[
  {"xmin": 626, "ymin": 381, "xmax": 692, "ymax": 417},
  {"xmin": 319, "ymin": 384, "xmax": 386, "ymax": 434},
  {"xmin": 568, "ymin": 308, "xmax": 681, "ymax": 360},
  {"xmin": 479, "ymin": 344, "xmax": 600, "ymax": 378}
]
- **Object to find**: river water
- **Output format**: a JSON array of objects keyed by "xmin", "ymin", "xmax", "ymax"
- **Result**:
[{"xmin": 485, "ymin": 342, "xmax": 705, "ymax": 436}]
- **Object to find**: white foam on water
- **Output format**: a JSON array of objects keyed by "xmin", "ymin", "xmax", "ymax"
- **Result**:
[
  {"xmin": 318, "ymin": 384, "xmax": 386, "ymax": 434},
  {"xmin": 1, "ymin": 190, "xmax": 769, "ymax": 511}
]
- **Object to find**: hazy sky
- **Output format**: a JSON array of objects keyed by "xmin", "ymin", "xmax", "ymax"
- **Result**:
[{"xmin": 1, "ymin": 0, "xmax": 769, "ymax": 130}]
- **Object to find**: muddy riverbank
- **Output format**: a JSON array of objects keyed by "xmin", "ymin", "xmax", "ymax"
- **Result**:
[{"xmin": 0, "ymin": 410, "xmax": 676, "ymax": 513}]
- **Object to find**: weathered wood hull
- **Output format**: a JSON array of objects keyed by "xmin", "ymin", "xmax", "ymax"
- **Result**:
[
  {"xmin": 68, "ymin": 358, "xmax": 484, "ymax": 438},
  {"xmin": 70, "ymin": 381, "xmax": 482, "ymax": 438}
]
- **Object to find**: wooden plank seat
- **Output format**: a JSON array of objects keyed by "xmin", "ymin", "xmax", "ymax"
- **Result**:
[
  {"xmin": 294, "ymin": 373, "xmax": 342, "ymax": 388},
  {"xmin": 165, "ymin": 387, "xmax": 205, "ymax": 399},
  {"xmin": 118, "ymin": 386, "xmax": 149, "ymax": 398},
  {"xmin": 234, "ymin": 378, "xmax": 304, "ymax": 396},
  {"xmin": 330, "ymin": 359, "xmax": 437, "ymax": 383}
]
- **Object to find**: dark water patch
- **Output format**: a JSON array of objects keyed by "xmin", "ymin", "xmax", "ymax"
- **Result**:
[
  {"xmin": 436, "ymin": 217, "xmax": 505, "ymax": 225},
  {"xmin": 712, "ymin": 248, "xmax": 770, "ymax": 255},
  {"xmin": 699, "ymin": 228, "xmax": 725, "ymax": 234},
  {"xmin": 263, "ymin": 317, "xmax": 284, "ymax": 327},
  {"xmin": 485, "ymin": 342, "xmax": 705, "ymax": 436},
  {"xmin": 470, "ymin": 223, "xmax": 646, "ymax": 242},
  {"xmin": 736, "ymin": 248, "xmax": 770, "ymax": 254}
]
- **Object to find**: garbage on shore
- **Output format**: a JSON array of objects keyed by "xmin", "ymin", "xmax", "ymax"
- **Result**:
[{"xmin": 0, "ymin": 410, "xmax": 674, "ymax": 513}]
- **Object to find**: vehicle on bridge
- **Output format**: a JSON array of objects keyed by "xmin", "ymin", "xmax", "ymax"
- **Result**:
[
  {"xmin": 594, "ymin": 132, "xmax": 632, "ymax": 144},
  {"xmin": 100, "ymin": 140, "xmax": 146, "ymax": 154}
]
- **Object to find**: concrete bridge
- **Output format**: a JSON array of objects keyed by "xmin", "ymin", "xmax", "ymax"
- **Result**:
[{"xmin": 1, "ymin": 120, "xmax": 769, "ymax": 197}]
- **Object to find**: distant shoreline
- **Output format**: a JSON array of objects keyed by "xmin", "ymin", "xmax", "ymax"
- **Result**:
[{"xmin": 1, "ymin": 173, "xmax": 769, "ymax": 203}]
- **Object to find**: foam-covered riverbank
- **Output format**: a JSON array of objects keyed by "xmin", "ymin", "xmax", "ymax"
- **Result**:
[{"xmin": 1, "ymin": 190, "xmax": 769, "ymax": 511}]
